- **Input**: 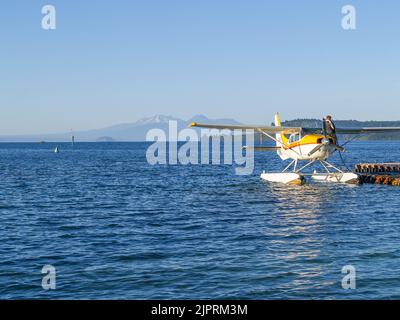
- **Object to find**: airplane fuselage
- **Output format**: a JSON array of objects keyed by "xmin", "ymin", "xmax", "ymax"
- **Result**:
[{"xmin": 280, "ymin": 133, "xmax": 336, "ymax": 161}]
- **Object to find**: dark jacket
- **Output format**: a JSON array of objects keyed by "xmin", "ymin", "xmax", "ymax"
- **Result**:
[{"xmin": 325, "ymin": 119, "xmax": 336, "ymax": 135}]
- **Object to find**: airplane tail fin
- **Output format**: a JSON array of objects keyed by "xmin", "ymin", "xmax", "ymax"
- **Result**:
[{"xmin": 274, "ymin": 113, "xmax": 289, "ymax": 160}]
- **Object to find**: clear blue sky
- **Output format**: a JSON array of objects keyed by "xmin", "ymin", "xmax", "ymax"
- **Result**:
[{"xmin": 1, "ymin": 0, "xmax": 399, "ymax": 134}]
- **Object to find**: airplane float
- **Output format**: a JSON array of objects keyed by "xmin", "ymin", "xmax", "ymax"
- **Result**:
[{"xmin": 190, "ymin": 113, "xmax": 400, "ymax": 185}]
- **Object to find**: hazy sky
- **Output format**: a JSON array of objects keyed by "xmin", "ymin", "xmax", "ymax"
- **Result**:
[{"xmin": 1, "ymin": 0, "xmax": 399, "ymax": 134}]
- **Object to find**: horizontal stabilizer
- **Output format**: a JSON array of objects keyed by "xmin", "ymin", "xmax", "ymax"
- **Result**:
[{"xmin": 242, "ymin": 146, "xmax": 280, "ymax": 151}]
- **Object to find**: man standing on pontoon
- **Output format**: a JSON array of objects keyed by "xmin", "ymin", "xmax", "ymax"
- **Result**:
[{"xmin": 325, "ymin": 115, "xmax": 338, "ymax": 145}]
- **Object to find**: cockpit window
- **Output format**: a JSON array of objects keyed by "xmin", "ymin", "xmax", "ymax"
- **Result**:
[{"xmin": 289, "ymin": 133, "xmax": 300, "ymax": 143}]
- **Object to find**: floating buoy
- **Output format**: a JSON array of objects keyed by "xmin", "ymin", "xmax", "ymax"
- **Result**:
[
  {"xmin": 392, "ymin": 178, "xmax": 400, "ymax": 186},
  {"xmin": 383, "ymin": 176, "xmax": 393, "ymax": 185},
  {"xmin": 360, "ymin": 175, "xmax": 375, "ymax": 184}
]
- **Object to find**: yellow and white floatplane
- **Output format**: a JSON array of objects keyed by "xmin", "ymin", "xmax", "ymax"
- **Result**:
[{"xmin": 190, "ymin": 113, "xmax": 400, "ymax": 185}]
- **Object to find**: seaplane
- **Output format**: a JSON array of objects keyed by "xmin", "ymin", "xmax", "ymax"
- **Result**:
[{"xmin": 190, "ymin": 113, "xmax": 400, "ymax": 185}]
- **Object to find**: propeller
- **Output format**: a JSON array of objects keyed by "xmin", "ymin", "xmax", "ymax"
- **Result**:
[
  {"xmin": 307, "ymin": 118, "xmax": 345, "ymax": 156},
  {"xmin": 307, "ymin": 144, "xmax": 324, "ymax": 156}
]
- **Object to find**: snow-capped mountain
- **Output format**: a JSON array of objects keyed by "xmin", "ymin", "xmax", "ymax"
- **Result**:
[{"xmin": 135, "ymin": 115, "xmax": 180, "ymax": 125}]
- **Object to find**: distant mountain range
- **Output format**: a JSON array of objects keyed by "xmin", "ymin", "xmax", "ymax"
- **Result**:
[
  {"xmin": 1, "ymin": 115, "xmax": 400, "ymax": 142},
  {"xmin": 0, "ymin": 115, "xmax": 242, "ymax": 142}
]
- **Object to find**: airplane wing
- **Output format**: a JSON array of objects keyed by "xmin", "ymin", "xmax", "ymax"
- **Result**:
[
  {"xmin": 300, "ymin": 127, "xmax": 400, "ymax": 134},
  {"xmin": 335, "ymin": 127, "xmax": 400, "ymax": 134},
  {"xmin": 190, "ymin": 122, "xmax": 400, "ymax": 135},
  {"xmin": 189, "ymin": 122, "xmax": 302, "ymax": 134}
]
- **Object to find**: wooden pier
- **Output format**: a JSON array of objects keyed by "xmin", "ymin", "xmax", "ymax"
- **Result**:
[
  {"xmin": 358, "ymin": 174, "xmax": 400, "ymax": 186},
  {"xmin": 355, "ymin": 163, "xmax": 400, "ymax": 174},
  {"xmin": 353, "ymin": 163, "xmax": 400, "ymax": 186}
]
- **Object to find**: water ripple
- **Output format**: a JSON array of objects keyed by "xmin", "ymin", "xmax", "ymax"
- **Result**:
[{"xmin": 0, "ymin": 141, "xmax": 400, "ymax": 299}]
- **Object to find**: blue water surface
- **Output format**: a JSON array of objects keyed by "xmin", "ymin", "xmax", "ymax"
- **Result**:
[{"xmin": 0, "ymin": 141, "xmax": 400, "ymax": 299}]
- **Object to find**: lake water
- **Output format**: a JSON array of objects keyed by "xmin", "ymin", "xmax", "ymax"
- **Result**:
[{"xmin": 1, "ymin": 141, "xmax": 400, "ymax": 299}]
